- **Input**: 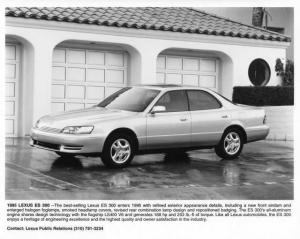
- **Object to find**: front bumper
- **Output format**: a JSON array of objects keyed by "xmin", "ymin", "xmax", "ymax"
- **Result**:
[{"xmin": 30, "ymin": 127, "xmax": 105, "ymax": 154}]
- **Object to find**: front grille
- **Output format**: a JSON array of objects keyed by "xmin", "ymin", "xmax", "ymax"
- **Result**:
[
  {"xmin": 39, "ymin": 126, "xmax": 61, "ymax": 134},
  {"xmin": 34, "ymin": 140, "xmax": 60, "ymax": 150}
]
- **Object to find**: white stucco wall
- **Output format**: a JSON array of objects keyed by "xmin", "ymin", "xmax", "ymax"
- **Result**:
[
  {"xmin": 263, "ymin": 106, "xmax": 293, "ymax": 141},
  {"xmin": 230, "ymin": 45, "xmax": 286, "ymax": 87},
  {"xmin": 5, "ymin": 17, "xmax": 289, "ymax": 136}
]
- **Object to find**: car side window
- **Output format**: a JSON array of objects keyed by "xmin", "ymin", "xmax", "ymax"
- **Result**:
[
  {"xmin": 187, "ymin": 90, "xmax": 221, "ymax": 111},
  {"xmin": 155, "ymin": 90, "xmax": 189, "ymax": 112}
]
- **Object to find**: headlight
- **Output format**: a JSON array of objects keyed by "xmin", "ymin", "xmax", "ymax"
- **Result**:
[{"xmin": 61, "ymin": 126, "xmax": 94, "ymax": 134}]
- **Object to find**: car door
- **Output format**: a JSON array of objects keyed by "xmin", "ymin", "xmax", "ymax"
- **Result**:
[
  {"xmin": 146, "ymin": 90, "xmax": 191, "ymax": 149},
  {"xmin": 187, "ymin": 90, "xmax": 230, "ymax": 146}
]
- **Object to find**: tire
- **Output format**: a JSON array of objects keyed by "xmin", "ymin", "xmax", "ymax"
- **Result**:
[
  {"xmin": 215, "ymin": 128, "xmax": 244, "ymax": 159},
  {"xmin": 101, "ymin": 133, "xmax": 135, "ymax": 168}
]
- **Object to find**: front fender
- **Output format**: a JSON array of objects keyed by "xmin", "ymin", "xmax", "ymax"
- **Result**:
[{"xmin": 93, "ymin": 115, "xmax": 147, "ymax": 152}]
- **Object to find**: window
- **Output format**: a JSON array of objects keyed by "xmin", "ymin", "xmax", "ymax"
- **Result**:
[
  {"xmin": 248, "ymin": 59, "xmax": 271, "ymax": 86},
  {"xmin": 212, "ymin": 90, "xmax": 236, "ymax": 105},
  {"xmin": 187, "ymin": 90, "xmax": 221, "ymax": 111},
  {"xmin": 98, "ymin": 87, "xmax": 160, "ymax": 112},
  {"xmin": 155, "ymin": 90, "xmax": 189, "ymax": 112}
]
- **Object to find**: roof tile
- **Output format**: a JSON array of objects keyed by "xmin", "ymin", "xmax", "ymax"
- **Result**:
[{"xmin": 5, "ymin": 7, "xmax": 291, "ymax": 42}]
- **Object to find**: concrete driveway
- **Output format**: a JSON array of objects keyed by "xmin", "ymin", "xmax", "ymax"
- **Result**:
[{"xmin": 5, "ymin": 138, "xmax": 293, "ymax": 200}]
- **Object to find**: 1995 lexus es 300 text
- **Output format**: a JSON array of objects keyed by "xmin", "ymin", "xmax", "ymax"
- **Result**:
[{"xmin": 30, "ymin": 85, "xmax": 269, "ymax": 168}]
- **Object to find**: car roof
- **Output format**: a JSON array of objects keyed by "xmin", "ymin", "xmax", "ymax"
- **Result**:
[
  {"xmin": 135, "ymin": 84, "xmax": 212, "ymax": 92},
  {"xmin": 143, "ymin": 84, "xmax": 181, "ymax": 88}
]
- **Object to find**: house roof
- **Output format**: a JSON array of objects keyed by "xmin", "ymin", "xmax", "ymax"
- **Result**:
[{"xmin": 5, "ymin": 7, "xmax": 291, "ymax": 42}]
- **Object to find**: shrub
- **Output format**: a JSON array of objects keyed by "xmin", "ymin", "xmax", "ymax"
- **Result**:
[
  {"xmin": 232, "ymin": 86, "xmax": 294, "ymax": 106},
  {"xmin": 275, "ymin": 59, "xmax": 294, "ymax": 86},
  {"xmin": 283, "ymin": 60, "xmax": 294, "ymax": 86},
  {"xmin": 275, "ymin": 58, "xmax": 284, "ymax": 77}
]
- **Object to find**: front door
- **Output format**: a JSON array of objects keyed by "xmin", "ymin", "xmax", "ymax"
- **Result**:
[{"xmin": 146, "ymin": 90, "xmax": 191, "ymax": 149}]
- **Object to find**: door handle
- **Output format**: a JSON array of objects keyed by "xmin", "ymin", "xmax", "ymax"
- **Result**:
[
  {"xmin": 180, "ymin": 118, "xmax": 187, "ymax": 121},
  {"xmin": 222, "ymin": 115, "xmax": 228, "ymax": 118}
]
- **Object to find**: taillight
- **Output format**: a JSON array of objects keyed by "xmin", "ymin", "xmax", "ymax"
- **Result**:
[{"xmin": 263, "ymin": 114, "xmax": 267, "ymax": 124}]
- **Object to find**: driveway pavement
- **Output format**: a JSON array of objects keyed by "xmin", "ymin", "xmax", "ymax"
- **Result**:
[{"xmin": 5, "ymin": 138, "xmax": 293, "ymax": 200}]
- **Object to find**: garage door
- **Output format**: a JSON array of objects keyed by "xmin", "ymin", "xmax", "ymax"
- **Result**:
[
  {"xmin": 5, "ymin": 43, "xmax": 20, "ymax": 136},
  {"xmin": 51, "ymin": 47, "xmax": 128, "ymax": 113},
  {"xmin": 157, "ymin": 55, "xmax": 219, "ymax": 91}
]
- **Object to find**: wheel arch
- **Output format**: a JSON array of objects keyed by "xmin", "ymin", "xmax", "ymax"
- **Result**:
[
  {"xmin": 104, "ymin": 127, "xmax": 139, "ymax": 151},
  {"xmin": 223, "ymin": 124, "xmax": 247, "ymax": 143}
]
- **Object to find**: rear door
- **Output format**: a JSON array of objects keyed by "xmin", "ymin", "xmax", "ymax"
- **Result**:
[
  {"xmin": 146, "ymin": 90, "xmax": 191, "ymax": 149},
  {"xmin": 187, "ymin": 90, "xmax": 230, "ymax": 146}
]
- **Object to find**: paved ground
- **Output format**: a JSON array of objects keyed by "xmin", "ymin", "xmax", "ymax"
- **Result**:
[{"xmin": 5, "ymin": 138, "xmax": 293, "ymax": 200}]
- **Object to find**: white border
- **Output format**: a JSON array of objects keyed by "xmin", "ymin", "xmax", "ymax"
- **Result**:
[{"xmin": 0, "ymin": 1, "xmax": 299, "ymax": 239}]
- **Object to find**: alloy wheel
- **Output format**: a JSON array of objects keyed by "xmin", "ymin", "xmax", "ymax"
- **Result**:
[
  {"xmin": 110, "ymin": 139, "xmax": 131, "ymax": 164},
  {"xmin": 224, "ymin": 132, "xmax": 241, "ymax": 155}
]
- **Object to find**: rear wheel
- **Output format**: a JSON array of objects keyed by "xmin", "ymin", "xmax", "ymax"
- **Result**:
[
  {"xmin": 215, "ymin": 128, "xmax": 244, "ymax": 159},
  {"xmin": 101, "ymin": 133, "xmax": 135, "ymax": 168}
]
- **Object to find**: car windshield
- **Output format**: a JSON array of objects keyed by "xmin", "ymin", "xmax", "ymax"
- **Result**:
[{"xmin": 97, "ymin": 87, "xmax": 160, "ymax": 112}]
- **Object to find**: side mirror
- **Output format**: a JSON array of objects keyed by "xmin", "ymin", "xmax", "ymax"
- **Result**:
[{"xmin": 151, "ymin": 105, "xmax": 166, "ymax": 114}]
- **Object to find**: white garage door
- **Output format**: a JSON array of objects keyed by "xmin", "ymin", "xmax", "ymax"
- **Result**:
[
  {"xmin": 5, "ymin": 43, "xmax": 20, "ymax": 136},
  {"xmin": 51, "ymin": 47, "xmax": 128, "ymax": 113},
  {"xmin": 157, "ymin": 55, "xmax": 219, "ymax": 91}
]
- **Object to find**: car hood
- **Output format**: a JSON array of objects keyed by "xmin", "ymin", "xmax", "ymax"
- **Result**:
[{"xmin": 38, "ymin": 107, "xmax": 137, "ymax": 129}]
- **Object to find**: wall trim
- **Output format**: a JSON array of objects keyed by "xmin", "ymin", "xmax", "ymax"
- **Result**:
[{"xmin": 6, "ymin": 17, "xmax": 290, "ymax": 49}]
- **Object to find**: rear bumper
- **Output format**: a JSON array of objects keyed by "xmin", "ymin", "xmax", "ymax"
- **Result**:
[
  {"xmin": 30, "ymin": 128, "xmax": 105, "ymax": 154},
  {"xmin": 246, "ymin": 125, "xmax": 270, "ymax": 143}
]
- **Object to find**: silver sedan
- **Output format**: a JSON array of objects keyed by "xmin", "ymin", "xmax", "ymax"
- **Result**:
[{"xmin": 30, "ymin": 85, "xmax": 269, "ymax": 168}]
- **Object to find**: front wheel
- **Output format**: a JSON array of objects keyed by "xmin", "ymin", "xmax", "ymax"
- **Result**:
[
  {"xmin": 101, "ymin": 133, "xmax": 135, "ymax": 168},
  {"xmin": 215, "ymin": 129, "xmax": 244, "ymax": 159}
]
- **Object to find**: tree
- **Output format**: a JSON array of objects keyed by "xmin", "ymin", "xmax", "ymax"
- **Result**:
[
  {"xmin": 283, "ymin": 60, "xmax": 294, "ymax": 86},
  {"xmin": 275, "ymin": 58, "xmax": 294, "ymax": 86},
  {"xmin": 252, "ymin": 7, "xmax": 264, "ymax": 27},
  {"xmin": 252, "ymin": 7, "xmax": 272, "ymax": 28}
]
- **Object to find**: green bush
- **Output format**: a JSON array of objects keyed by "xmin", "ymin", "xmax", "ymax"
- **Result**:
[
  {"xmin": 283, "ymin": 60, "xmax": 294, "ymax": 86},
  {"xmin": 275, "ymin": 59, "xmax": 294, "ymax": 86},
  {"xmin": 232, "ymin": 86, "xmax": 294, "ymax": 106}
]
